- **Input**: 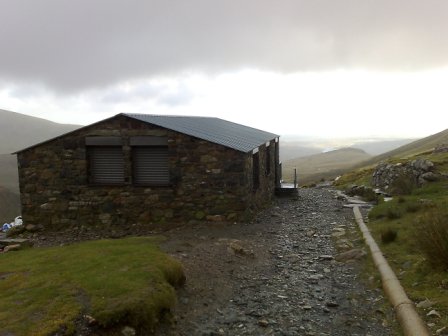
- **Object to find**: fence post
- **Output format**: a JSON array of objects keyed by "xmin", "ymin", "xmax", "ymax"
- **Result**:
[{"xmin": 294, "ymin": 168, "xmax": 297, "ymax": 188}]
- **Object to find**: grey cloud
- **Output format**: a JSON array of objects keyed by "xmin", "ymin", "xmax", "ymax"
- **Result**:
[
  {"xmin": 99, "ymin": 82, "xmax": 193, "ymax": 107},
  {"xmin": 100, "ymin": 90, "xmax": 131, "ymax": 104},
  {"xmin": 1, "ymin": 0, "xmax": 447, "ymax": 91},
  {"xmin": 157, "ymin": 84, "xmax": 194, "ymax": 107},
  {"xmin": 7, "ymin": 84, "xmax": 46, "ymax": 99},
  {"xmin": 99, "ymin": 84, "xmax": 159, "ymax": 104}
]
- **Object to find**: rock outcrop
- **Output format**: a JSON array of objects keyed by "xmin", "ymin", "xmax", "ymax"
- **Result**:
[
  {"xmin": 433, "ymin": 144, "xmax": 448, "ymax": 154},
  {"xmin": 372, "ymin": 159, "xmax": 439, "ymax": 194}
]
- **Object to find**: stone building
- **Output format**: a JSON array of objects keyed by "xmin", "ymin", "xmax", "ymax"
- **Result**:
[{"xmin": 15, "ymin": 113, "xmax": 280, "ymax": 230}]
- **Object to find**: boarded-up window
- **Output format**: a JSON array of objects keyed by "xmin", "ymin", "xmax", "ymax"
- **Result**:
[
  {"xmin": 131, "ymin": 137, "xmax": 169, "ymax": 186},
  {"xmin": 132, "ymin": 146, "xmax": 169, "ymax": 185},
  {"xmin": 88, "ymin": 146, "xmax": 125, "ymax": 185}
]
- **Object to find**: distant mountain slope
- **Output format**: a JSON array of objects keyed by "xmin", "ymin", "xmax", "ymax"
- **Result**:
[
  {"xmin": 351, "ymin": 138, "xmax": 416, "ymax": 156},
  {"xmin": 280, "ymin": 137, "xmax": 416, "ymax": 161},
  {"xmin": 360, "ymin": 128, "xmax": 448, "ymax": 167},
  {"xmin": 0, "ymin": 154, "xmax": 18, "ymax": 192},
  {"xmin": 282, "ymin": 148, "xmax": 371, "ymax": 184},
  {"xmin": 0, "ymin": 186, "xmax": 20, "ymax": 224},
  {"xmin": 0, "ymin": 109, "xmax": 81, "ymax": 154},
  {"xmin": 0, "ymin": 109, "xmax": 81, "ymax": 191},
  {"xmin": 280, "ymin": 143, "xmax": 322, "ymax": 161}
]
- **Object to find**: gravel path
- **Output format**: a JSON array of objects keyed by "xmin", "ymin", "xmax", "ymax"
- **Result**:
[{"xmin": 158, "ymin": 187, "xmax": 396, "ymax": 336}]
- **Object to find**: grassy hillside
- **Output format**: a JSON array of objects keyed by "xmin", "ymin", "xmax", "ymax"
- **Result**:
[{"xmin": 282, "ymin": 148, "xmax": 371, "ymax": 184}]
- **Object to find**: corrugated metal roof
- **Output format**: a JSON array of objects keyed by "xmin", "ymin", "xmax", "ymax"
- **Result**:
[
  {"xmin": 14, "ymin": 113, "xmax": 279, "ymax": 154},
  {"xmin": 123, "ymin": 113, "xmax": 279, "ymax": 153}
]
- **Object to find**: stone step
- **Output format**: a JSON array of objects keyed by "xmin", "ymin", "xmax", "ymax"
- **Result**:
[
  {"xmin": 0, "ymin": 238, "xmax": 33, "ymax": 248},
  {"xmin": 275, "ymin": 187, "xmax": 299, "ymax": 197}
]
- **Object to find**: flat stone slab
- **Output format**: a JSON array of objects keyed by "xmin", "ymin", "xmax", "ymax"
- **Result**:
[
  {"xmin": 0, "ymin": 238, "xmax": 32, "ymax": 247},
  {"xmin": 343, "ymin": 203, "xmax": 372, "ymax": 208},
  {"xmin": 345, "ymin": 198, "xmax": 368, "ymax": 204}
]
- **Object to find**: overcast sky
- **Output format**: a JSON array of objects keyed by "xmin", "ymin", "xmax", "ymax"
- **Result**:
[{"xmin": 1, "ymin": 0, "xmax": 447, "ymax": 139}]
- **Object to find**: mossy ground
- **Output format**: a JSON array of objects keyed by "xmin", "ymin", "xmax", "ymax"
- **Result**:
[
  {"xmin": 0, "ymin": 237, "xmax": 185, "ymax": 335},
  {"xmin": 333, "ymin": 166, "xmax": 375, "ymax": 189},
  {"xmin": 366, "ymin": 181, "xmax": 448, "ymax": 325},
  {"xmin": 337, "ymin": 151, "xmax": 448, "ymax": 333}
]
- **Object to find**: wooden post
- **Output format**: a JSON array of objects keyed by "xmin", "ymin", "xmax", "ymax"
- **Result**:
[{"xmin": 294, "ymin": 168, "xmax": 297, "ymax": 189}]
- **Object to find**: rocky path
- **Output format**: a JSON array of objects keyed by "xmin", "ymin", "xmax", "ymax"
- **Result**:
[{"xmin": 158, "ymin": 187, "xmax": 396, "ymax": 336}]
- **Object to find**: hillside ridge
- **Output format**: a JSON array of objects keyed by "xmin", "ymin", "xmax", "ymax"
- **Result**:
[
  {"xmin": 282, "ymin": 147, "xmax": 371, "ymax": 184},
  {"xmin": 0, "ymin": 109, "xmax": 81, "ymax": 154},
  {"xmin": 357, "ymin": 128, "xmax": 448, "ymax": 168}
]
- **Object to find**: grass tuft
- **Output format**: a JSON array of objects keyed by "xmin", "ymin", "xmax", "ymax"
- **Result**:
[
  {"xmin": 414, "ymin": 205, "xmax": 448, "ymax": 270},
  {"xmin": 333, "ymin": 167, "xmax": 375, "ymax": 189},
  {"xmin": 405, "ymin": 202, "xmax": 421, "ymax": 213},
  {"xmin": 386, "ymin": 208, "xmax": 402, "ymax": 220},
  {"xmin": 389, "ymin": 173, "xmax": 416, "ymax": 195},
  {"xmin": 381, "ymin": 228, "xmax": 398, "ymax": 244}
]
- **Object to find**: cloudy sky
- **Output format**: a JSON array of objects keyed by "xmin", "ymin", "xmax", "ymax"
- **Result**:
[{"xmin": 1, "ymin": 0, "xmax": 448, "ymax": 139}]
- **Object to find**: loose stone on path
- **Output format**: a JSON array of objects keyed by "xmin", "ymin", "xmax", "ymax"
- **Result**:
[{"xmin": 158, "ymin": 187, "xmax": 394, "ymax": 336}]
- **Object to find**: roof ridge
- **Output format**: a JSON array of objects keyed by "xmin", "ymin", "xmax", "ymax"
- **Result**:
[
  {"xmin": 124, "ymin": 113, "xmax": 279, "ymax": 153},
  {"xmin": 122, "ymin": 113, "xmax": 217, "ymax": 119}
]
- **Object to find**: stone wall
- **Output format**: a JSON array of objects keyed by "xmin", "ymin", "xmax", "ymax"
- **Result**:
[
  {"xmin": 18, "ymin": 115, "xmax": 278, "ymax": 231},
  {"xmin": 246, "ymin": 140, "xmax": 278, "ymax": 216}
]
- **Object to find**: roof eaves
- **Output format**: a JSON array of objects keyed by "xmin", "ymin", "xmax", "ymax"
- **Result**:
[{"xmin": 12, "ymin": 114, "xmax": 126, "ymax": 154}]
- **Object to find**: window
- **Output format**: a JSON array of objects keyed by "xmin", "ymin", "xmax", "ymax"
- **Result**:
[
  {"xmin": 253, "ymin": 150, "xmax": 259, "ymax": 191},
  {"xmin": 275, "ymin": 138, "xmax": 280, "ymax": 185},
  {"xmin": 265, "ymin": 143, "xmax": 271, "ymax": 175},
  {"xmin": 131, "ymin": 137, "xmax": 169, "ymax": 186},
  {"xmin": 86, "ymin": 137, "xmax": 124, "ymax": 185}
]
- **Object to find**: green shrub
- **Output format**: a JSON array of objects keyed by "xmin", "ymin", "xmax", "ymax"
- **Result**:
[
  {"xmin": 389, "ymin": 174, "xmax": 416, "ymax": 195},
  {"xmin": 345, "ymin": 185, "xmax": 378, "ymax": 202},
  {"xmin": 406, "ymin": 202, "xmax": 421, "ymax": 213},
  {"xmin": 387, "ymin": 208, "xmax": 402, "ymax": 220},
  {"xmin": 415, "ymin": 206, "xmax": 448, "ymax": 269},
  {"xmin": 398, "ymin": 196, "xmax": 406, "ymax": 203},
  {"xmin": 361, "ymin": 188, "xmax": 379, "ymax": 202},
  {"xmin": 381, "ymin": 229, "xmax": 398, "ymax": 243}
]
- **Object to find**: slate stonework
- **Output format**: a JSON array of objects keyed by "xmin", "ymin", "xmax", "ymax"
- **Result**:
[{"xmin": 17, "ymin": 115, "xmax": 278, "ymax": 231}]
